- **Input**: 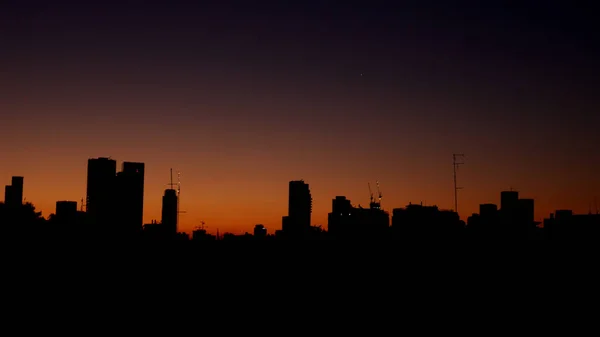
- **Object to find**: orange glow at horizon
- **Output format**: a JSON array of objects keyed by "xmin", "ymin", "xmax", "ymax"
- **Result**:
[
  {"xmin": 2, "ymin": 2, "xmax": 599, "ymax": 235},
  {"xmin": 1, "ymin": 147, "xmax": 597, "ymax": 235}
]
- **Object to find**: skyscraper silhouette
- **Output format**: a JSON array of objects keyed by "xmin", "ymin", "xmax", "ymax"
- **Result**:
[
  {"xmin": 282, "ymin": 180, "xmax": 312, "ymax": 237},
  {"xmin": 4, "ymin": 176, "xmax": 23, "ymax": 207},
  {"xmin": 116, "ymin": 162, "xmax": 145, "ymax": 236},
  {"xmin": 161, "ymin": 188, "xmax": 178, "ymax": 235},
  {"xmin": 86, "ymin": 158, "xmax": 117, "ymax": 227},
  {"xmin": 500, "ymin": 191, "xmax": 519, "ymax": 212}
]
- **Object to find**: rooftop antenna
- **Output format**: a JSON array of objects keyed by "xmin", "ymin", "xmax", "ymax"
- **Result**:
[
  {"xmin": 453, "ymin": 153, "xmax": 465, "ymax": 214},
  {"xmin": 167, "ymin": 169, "xmax": 175, "ymax": 189}
]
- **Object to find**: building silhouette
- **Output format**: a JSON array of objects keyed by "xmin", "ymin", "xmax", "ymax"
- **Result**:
[
  {"xmin": 85, "ymin": 158, "xmax": 145, "ymax": 238},
  {"xmin": 192, "ymin": 227, "xmax": 215, "ymax": 242},
  {"xmin": 86, "ymin": 157, "xmax": 117, "ymax": 227},
  {"xmin": 143, "ymin": 220, "xmax": 164, "ymax": 240},
  {"xmin": 53, "ymin": 200, "xmax": 85, "ymax": 232},
  {"xmin": 115, "ymin": 162, "xmax": 145, "ymax": 236},
  {"xmin": 466, "ymin": 190, "xmax": 538, "ymax": 239},
  {"xmin": 56, "ymin": 201, "xmax": 77, "ymax": 218},
  {"xmin": 499, "ymin": 190, "xmax": 536, "ymax": 238},
  {"xmin": 161, "ymin": 188, "xmax": 178, "ymax": 236},
  {"xmin": 328, "ymin": 196, "xmax": 390, "ymax": 239},
  {"xmin": 281, "ymin": 180, "xmax": 312, "ymax": 238},
  {"xmin": 544, "ymin": 210, "xmax": 600, "ymax": 239},
  {"xmin": 392, "ymin": 202, "xmax": 463, "ymax": 239},
  {"xmin": 4, "ymin": 176, "xmax": 24, "ymax": 208},
  {"xmin": 4, "ymin": 156, "xmax": 598, "ymax": 243}
]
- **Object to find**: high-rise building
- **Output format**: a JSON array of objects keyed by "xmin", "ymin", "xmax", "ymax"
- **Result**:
[
  {"xmin": 86, "ymin": 157, "xmax": 117, "ymax": 225},
  {"xmin": 4, "ymin": 185, "xmax": 13, "ymax": 205},
  {"xmin": 86, "ymin": 158, "xmax": 146, "ymax": 238},
  {"xmin": 500, "ymin": 191, "xmax": 519, "ymax": 211},
  {"xmin": 116, "ymin": 162, "xmax": 145, "ymax": 235},
  {"xmin": 10, "ymin": 176, "xmax": 23, "ymax": 205},
  {"xmin": 282, "ymin": 180, "xmax": 312, "ymax": 236},
  {"xmin": 161, "ymin": 188, "xmax": 178, "ymax": 235},
  {"xmin": 4, "ymin": 176, "xmax": 24, "ymax": 207}
]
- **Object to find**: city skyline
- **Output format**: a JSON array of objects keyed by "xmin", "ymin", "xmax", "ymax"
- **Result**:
[
  {"xmin": 2, "ymin": 165, "xmax": 598, "ymax": 242},
  {"xmin": 1, "ymin": 1, "xmax": 598, "ymax": 234},
  {"xmin": 2, "ymin": 155, "xmax": 598, "ymax": 235}
]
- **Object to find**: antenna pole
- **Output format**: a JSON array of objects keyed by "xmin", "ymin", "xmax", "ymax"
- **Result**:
[{"xmin": 453, "ymin": 153, "xmax": 465, "ymax": 214}]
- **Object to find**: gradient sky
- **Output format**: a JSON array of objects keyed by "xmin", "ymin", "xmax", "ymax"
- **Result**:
[{"xmin": 1, "ymin": 0, "xmax": 598, "ymax": 234}]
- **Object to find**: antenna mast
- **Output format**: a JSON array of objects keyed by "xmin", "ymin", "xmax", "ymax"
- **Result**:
[
  {"xmin": 453, "ymin": 153, "xmax": 465, "ymax": 214},
  {"xmin": 167, "ymin": 168, "xmax": 177, "ymax": 190}
]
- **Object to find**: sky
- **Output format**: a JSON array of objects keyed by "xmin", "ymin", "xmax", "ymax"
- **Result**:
[{"xmin": 1, "ymin": 0, "xmax": 598, "ymax": 234}]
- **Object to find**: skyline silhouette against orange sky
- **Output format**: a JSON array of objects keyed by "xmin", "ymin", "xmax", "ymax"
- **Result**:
[{"xmin": 1, "ymin": 1, "xmax": 598, "ymax": 234}]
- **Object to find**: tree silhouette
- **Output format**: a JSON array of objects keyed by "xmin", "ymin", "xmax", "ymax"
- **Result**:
[{"xmin": 0, "ymin": 201, "xmax": 46, "ymax": 232}]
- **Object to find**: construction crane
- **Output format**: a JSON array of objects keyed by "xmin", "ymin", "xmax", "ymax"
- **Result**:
[
  {"xmin": 195, "ymin": 221, "xmax": 207, "ymax": 231},
  {"xmin": 368, "ymin": 181, "xmax": 382, "ymax": 210}
]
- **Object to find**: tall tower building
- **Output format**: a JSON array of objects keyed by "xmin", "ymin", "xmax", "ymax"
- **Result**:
[
  {"xmin": 500, "ymin": 191, "xmax": 519, "ymax": 212},
  {"xmin": 86, "ymin": 158, "xmax": 117, "ymax": 225},
  {"xmin": 4, "ymin": 176, "xmax": 24, "ymax": 207},
  {"xmin": 161, "ymin": 189, "xmax": 178, "ymax": 235},
  {"xmin": 116, "ymin": 162, "xmax": 145, "ymax": 235},
  {"xmin": 282, "ymin": 180, "xmax": 312, "ymax": 236}
]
